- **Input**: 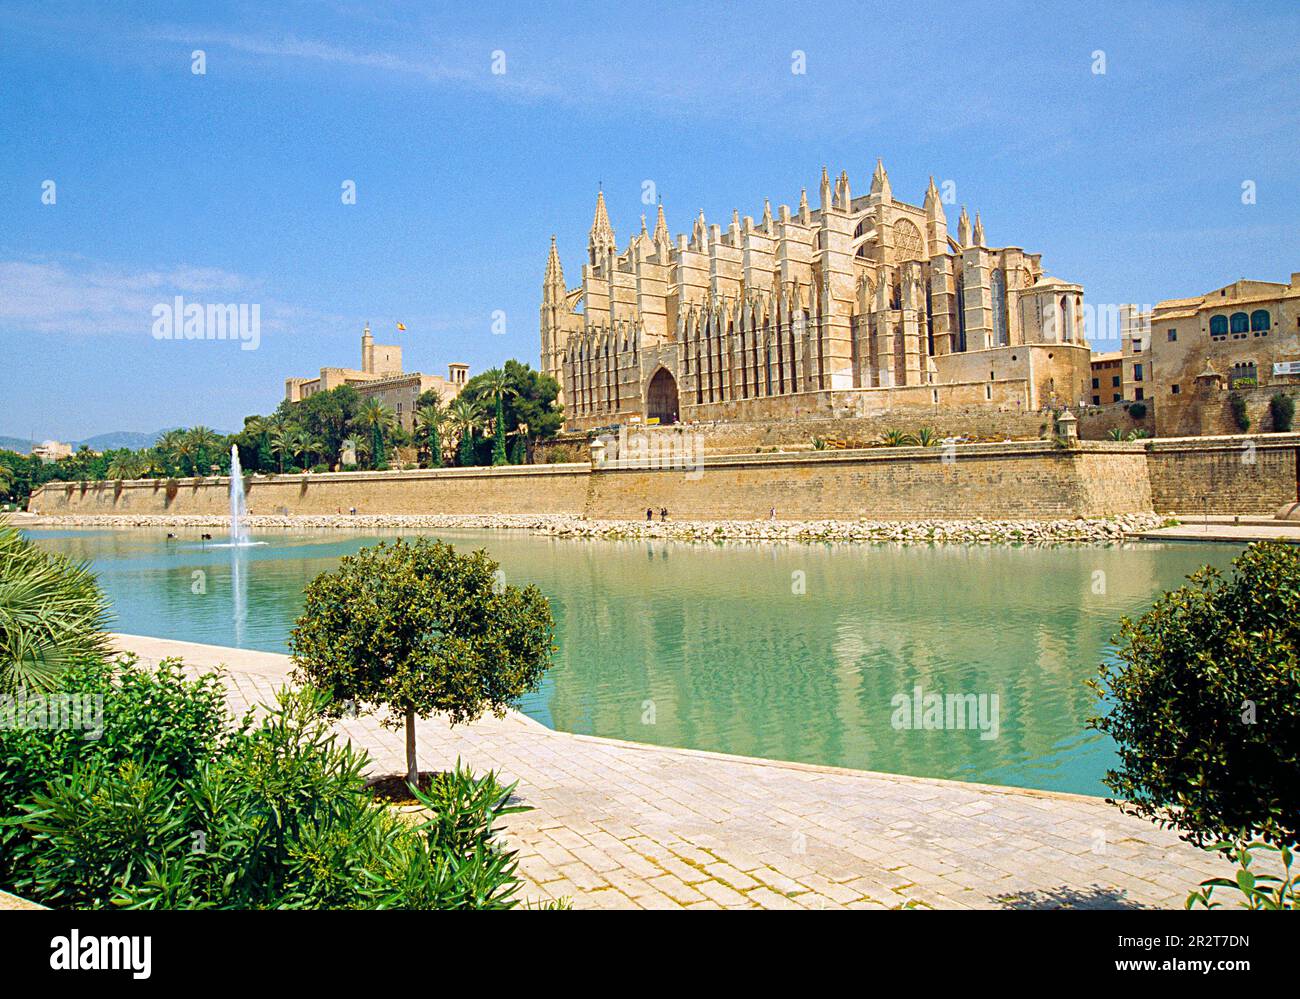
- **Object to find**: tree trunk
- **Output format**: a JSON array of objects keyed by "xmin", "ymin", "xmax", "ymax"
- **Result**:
[{"xmin": 405, "ymin": 707, "xmax": 419, "ymax": 788}]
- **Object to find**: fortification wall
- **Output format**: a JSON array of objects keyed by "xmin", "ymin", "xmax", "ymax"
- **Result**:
[
  {"xmin": 28, "ymin": 465, "xmax": 591, "ymax": 517},
  {"xmin": 31, "ymin": 443, "xmax": 1153, "ymax": 521},
  {"xmin": 584, "ymin": 442, "xmax": 1151, "ymax": 520},
  {"xmin": 1144, "ymin": 433, "xmax": 1300, "ymax": 515}
]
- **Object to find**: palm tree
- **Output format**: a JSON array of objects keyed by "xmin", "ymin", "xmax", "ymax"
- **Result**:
[
  {"xmin": 447, "ymin": 397, "xmax": 484, "ymax": 467},
  {"xmin": 157, "ymin": 428, "xmax": 187, "ymax": 476},
  {"xmin": 354, "ymin": 399, "xmax": 397, "ymax": 471},
  {"xmin": 185, "ymin": 426, "xmax": 223, "ymax": 476},
  {"xmin": 0, "ymin": 461, "xmax": 14, "ymax": 500},
  {"xmin": 340, "ymin": 435, "xmax": 368, "ymax": 468},
  {"xmin": 414, "ymin": 398, "xmax": 447, "ymax": 468},
  {"xmin": 480, "ymin": 368, "xmax": 517, "ymax": 466},
  {"xmin": 139, "ymin": 450, "xmax": 167, "ymax": 478},
  {"xmin": 171, "ymin": 435, "xmax": 197, "ymax": 476},
  {"xmin": 268, "ymin": 427, "xmax": 295, "ymax": 473},
  {"xmin": 0, "ymin": 521, "xmax": 111, "ymax": 694},
  {"xmin": 105, "ymin": 452, "xmax": 142, "ymax": 481}
]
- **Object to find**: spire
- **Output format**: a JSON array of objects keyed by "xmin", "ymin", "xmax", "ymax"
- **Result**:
[
  {"xmin": 652, "ymin": 201, "xmax": 670, "ymax": 243},
  {"xmin": 973, "ymin": 211, "xmax": 985, "ymax": 247},
  {"xmin": 762, "ymin": 198, "xmax": 773, "ymax": 231},
  {"xmin": 588, "ymin": 190, "xmax": 616, "ymax": 262},
  {"xmin": 838, "ymin": 169, "xmax": 851, "ymax": 210},
  {"xmin": 545, "ymin": 234, "xmax": 564, "ymax": 283},
  {"xmin": 640, "ymin": 213, "xmax": 648, "ymax": 237},
  {"xmin": 731, "ymin": 208, "xmax": 741, "ymax": 231},
  {"xmin": 693, "ymin": 208, "xmax": 707, "ymax": 248},
  {"xmin": 799, "ymin": 187, "xmax": 809, "ymax": 217},
  {"xmin": 870, "ymin": 158, "xmax": 891, "ymax": 200},
  {"xmin": 819, "ymin": 166, "xmax": 831, "ymax": 211},
  {"xmin": 957, "ymin": 205, "xmax": 972, "ymax": 247},
  {"xmin": 923, "ymin": 175, "xmax": 946, "ymax": 224}
]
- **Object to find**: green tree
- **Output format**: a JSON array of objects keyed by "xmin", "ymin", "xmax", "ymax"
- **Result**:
[
  {"xmin": 415, "ymin": 397, "xmax": 446, "ymax": 468},
  {"xmin": 0, "ymin": 521, "xmax": 111, "ymax": 694},
  {"xmin": 447, "ymin": 397, "xmax": 483, "ymax": 467},
  {"xmin": 354, "ymin": 399, "xmax": 397, "ymax": 471},
  {"xmin": 459, "ymin": 360, "xmax": 563, "ymax": 462},
  {"xmin": 105, "ymin": 452, "xmax": 142, "ymax": 481},
  {"xmin": 299, "ymin": 385, "xmax": 361, "ymax": 467},
  {"xmin": 268, "ymin": 426, "xmax": 295, "ymax": 473},
  {"xmin": 1088, "ymin": 541, "xmax": 1300, "ymax": 852},
  {"xmin": 475, "ymin": 368, "xmax": 517, "ymax": 466},
  {"xmin": 289, "ymin": 538, "xmax": 555, "ymax": 787},
  {"xmin": 185, "ymin": 426, "xmax": 224, "ymax": 476}
]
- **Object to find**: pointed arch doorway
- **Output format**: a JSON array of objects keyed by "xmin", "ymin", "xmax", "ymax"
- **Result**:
[{"xmin": 646, "ymin": 367, "xmax": 680, "ymax": 425}]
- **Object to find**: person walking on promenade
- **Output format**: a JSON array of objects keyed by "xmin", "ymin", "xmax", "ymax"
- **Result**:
[
  {"xmin": 646, "ymin": 507, "xmax": 654, "ymax": 521},
  {"xmin": 660, "ymin": 506, "xmax": 669, "ymax": 522}
]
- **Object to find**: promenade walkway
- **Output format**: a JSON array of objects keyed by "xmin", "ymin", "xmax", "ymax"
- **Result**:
[{"xmin": 112, "ymin": 633, "xmax": 1240, "ymax": 910}]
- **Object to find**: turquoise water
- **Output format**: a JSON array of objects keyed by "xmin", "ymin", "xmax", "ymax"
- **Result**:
[{"xmin": 26, "ymin": 528, "xmax": 1240, "ymax": 797}]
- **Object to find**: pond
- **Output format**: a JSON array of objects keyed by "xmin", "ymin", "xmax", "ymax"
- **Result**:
[{"xmin": 26, "ymin": 528, "xmax": 1240, "ymax": 796}]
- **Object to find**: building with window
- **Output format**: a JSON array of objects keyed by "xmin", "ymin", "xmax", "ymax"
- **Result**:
[
  {"xmin": 541, "ymin": 161, "xmax": 1092, "ymax": 431},
  {"xmin": 285, "ymin": 325, "xmax": 468, "ymax": 431},
  {"xmin": 1147, "ymin": 274, "xmax": 1300, "ymax": 436}
]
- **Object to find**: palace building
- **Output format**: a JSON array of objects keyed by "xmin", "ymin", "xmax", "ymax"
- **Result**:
[
  {"xmin": 541, "ymin": 161, "xmax": 1092, "ymax": 431},
  {"xmin": 285, "ymin": 324, "xmax": 468, "ymax": 431}
]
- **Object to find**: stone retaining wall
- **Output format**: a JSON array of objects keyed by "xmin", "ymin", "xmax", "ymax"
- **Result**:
[
  {"xmin": 1144, "ymin": 433, "xmax": 1300, "ymax": 515},
  {"xmin": 31, "ymin": 442, "xmax": 1158, "ymax": 521}
]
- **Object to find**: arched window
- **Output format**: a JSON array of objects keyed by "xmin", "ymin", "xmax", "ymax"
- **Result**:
[
  {"xmin": 1210, "ymin": 315, "xmax": 1228, "ymax": 337},
  {"xmin": 1251, "ymin": 309, "xmax": 1271, "ymax": 332},
  {"xmin": 1059, "ymin": 296, "xmax": 1069, "ymax": 342},
  {"xmin": 1230, "ymin": 312, "xmax": 1249, "ymax": 334},
  {"xmin": 990, "ymin": 271, "xmax": 1008, "ymax": 346}
]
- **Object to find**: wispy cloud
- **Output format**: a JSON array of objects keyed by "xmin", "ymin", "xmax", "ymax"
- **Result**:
[
  {"xmin": 0, "ymin": 256, "xmax": 341, "ymax": 336},
  {"xmin": 148, "ymin": 25, "xmax": 566, "ymax": 102}
]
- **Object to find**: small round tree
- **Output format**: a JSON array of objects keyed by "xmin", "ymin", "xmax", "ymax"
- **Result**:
[
  {"xmin": 290, "ymin": 538, "xmax": 555, "ymax": 787},
  {"xmin": 1088, "ymin": 541, "xmax": 1300, "ymax": 852}
]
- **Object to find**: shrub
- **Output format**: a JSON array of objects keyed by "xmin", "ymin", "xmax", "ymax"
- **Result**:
[
  {"xmin": 1229, "ymin": 391, "xmax": 1251, "ymax": 431},
  {"xmin": 290, "ymin": 538, "xmax": 555, "ymax": 786},
  {"xmin": 912, "ymin": 427, "xmax": 942, "ymax": 447},
  {"xmin": 1270, "ymin": 393, "xmax": 1295, "ymax": 432},
  {"xmin": 0, "ymin": 520, "xmax": 110, "ymax": 694},
  {"xmin": 0, "ymin": 657, "xmax": 543, "ymax": 909},
  {"xmin": 544, "ymin": 445, "xmax": 577, "ymax": 464},
  {"xmin": 1186, "ymin": 838, "xmax": 1297, "ymax": 910},
  {"xmin": 1088, "ymin": 542, "xmax": 1300, "ymax": 852},
  {"xmin": 1127, "ymin": 401, "xmax": 1147, "ymax": 420}
]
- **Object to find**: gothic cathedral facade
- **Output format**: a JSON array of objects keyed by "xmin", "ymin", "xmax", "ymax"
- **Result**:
[{"xmin": 541, "ymin": 162, "xmax": 1092, "ymax": 431}]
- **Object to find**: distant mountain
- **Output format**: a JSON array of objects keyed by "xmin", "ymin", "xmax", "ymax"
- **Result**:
[
  {"xmin": 75, "ymin": 430, "xmax": 170, "ymax": 452},
  {"xmin": 0, "ymin": 436, "xmax": 33, "ymax": 454},
  {"xmin": 0, "ymin": 429, "xmax": 178, "ymax": 455}
]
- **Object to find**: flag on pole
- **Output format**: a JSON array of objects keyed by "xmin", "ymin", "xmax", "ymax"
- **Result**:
[{"xmin": 396, "ymin": 322, "xmax": 407, "ymax": 332}]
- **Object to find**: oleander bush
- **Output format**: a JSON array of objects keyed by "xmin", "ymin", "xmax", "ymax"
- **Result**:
[
  {"xmin": 0, "ymin": 655, "xmax": 544, "ymax": 909},
  {"xmin": 1088, "ymin": 542, "xmax": 1300, "ymax": 854}
]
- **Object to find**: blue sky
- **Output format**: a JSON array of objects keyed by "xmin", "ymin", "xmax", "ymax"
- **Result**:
[{"xmin": 2, "ymin": 0, "xmax": 1298, "ymax": 441}]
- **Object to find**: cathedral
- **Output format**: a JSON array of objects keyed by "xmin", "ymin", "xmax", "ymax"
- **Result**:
[{"xmin": 541, "ymin": 161, "xmax": 1092, "ymax": 431}]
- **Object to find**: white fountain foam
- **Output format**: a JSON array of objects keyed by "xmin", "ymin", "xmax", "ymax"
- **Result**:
[{"xmin": 212, "ymin": 445, "xmax": 265, "ymax": 548}]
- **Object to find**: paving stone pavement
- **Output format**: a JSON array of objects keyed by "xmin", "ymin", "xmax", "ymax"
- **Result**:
[{"xmin": 112, "ymin": 633, "xmax": 1244, "ymax": 910}]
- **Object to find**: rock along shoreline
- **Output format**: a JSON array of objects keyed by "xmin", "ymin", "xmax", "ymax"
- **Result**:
[{"xmin": 13, "ymin": 511, "xmax": 1174, "ymax": 546}]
